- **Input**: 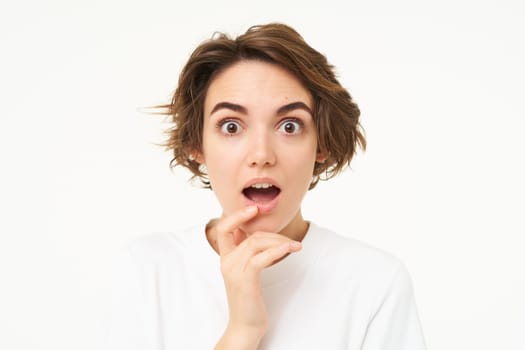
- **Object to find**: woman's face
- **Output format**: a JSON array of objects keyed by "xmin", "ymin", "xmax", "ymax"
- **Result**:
[{"xmin": 197, "ymin": 60, "xmax": 325, "ymax": 236}]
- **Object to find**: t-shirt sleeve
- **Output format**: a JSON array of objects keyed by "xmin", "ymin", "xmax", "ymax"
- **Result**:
[
  {"xmin": 105, "ymin": 246, "xmax": 146, "ymax": 350},
  {"xmin": 361, "ymin": 262, "xmax": 427, "ymax": 350}
]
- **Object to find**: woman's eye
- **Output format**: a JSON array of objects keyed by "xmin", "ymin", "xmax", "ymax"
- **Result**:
[
  {"xmin": 219, "ymin": 120, "xmax": 242, "ymax": 135},
  {"xmin": 278, "ymin": 120, "xmax": 303, "ymax": 134}
]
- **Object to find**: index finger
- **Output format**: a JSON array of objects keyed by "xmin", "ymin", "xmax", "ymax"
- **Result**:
[{"xmin": 215, "ymin": 206, "xmax": 258, "ymax": 255}]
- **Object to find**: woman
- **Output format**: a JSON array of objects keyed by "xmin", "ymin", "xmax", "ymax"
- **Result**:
[{"xmin": 108, "ymin": 23, "xmax": 427, "ymax": 349}]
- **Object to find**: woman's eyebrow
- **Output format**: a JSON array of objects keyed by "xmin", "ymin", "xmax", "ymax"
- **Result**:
[
  {"xmin": 209, "ymin": 101, "xmax": 312, "ymax": 116},
  {"xmin": 277, "ymin": 101, "xmax": 312, "ymax": 116},
  {"xmin": 210, "ymin": 102, "xmax": 247, "ymax": 115}
]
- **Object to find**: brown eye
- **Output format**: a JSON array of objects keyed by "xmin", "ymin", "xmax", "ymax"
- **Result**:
[
  {"xmin": 219, "ymin": 120, "xmax": 242, "ymax": 135},
  {"xmin": 227, "ymin": 123, "xmax": 238, "ymax": 133},
  {"xmin": 278, "ymin": 120, "xmax": 302, "ymax": 135},
  {"xmin": 284, "ymin": 122, "xmax": 295, "ymax": 133}
]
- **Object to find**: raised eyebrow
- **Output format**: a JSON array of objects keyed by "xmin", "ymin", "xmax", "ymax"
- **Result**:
[
  {"xmin": 209, "ymin": 101, "xmax": 312, "ymax": 116},
  {"xmin": 276, "ymin": 102, "xmax": 313, "ymax": 116},
  {"xmin": 210, "ymin": 102, "xmax": 247, "ymax": 115}
]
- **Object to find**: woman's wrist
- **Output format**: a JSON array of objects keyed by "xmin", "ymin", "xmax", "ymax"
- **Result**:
[{"xmin": 214, "ymin": 324, "xmax": 266, "ymax": 350}]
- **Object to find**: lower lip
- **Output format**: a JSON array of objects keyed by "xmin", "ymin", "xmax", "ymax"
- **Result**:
[{"xmin": 243, "ymin": 192, "xmax": 281, "ymax": 214}]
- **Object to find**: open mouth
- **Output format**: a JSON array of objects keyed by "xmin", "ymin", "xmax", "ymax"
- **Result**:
[{"xmin": 242, "ymin": 183, "xmax": 281, "ymax": 203}]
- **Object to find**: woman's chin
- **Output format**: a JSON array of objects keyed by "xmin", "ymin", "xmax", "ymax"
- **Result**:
[{"xmin": 240, "ymin": 216, "xmax": 286, "ymax": 235}]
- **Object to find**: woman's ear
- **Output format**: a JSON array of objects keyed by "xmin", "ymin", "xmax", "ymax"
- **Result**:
[
  {"xmin": 191, "ymin": 150, "xmax": 205, "ymax": 164},
  {"xmin": 316, "ymin": 151, "xmax": 328, "ymax": 164}
]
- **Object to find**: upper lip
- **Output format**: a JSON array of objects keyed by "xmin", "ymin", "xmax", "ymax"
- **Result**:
[{"xmin": 242, "ymin": 177, "xmax": 281, "ymax": 190}]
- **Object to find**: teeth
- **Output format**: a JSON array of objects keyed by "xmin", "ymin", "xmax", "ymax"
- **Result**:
[{"xmin": 250, "ymin": 183, "xmax": 273, "ymax": 189}]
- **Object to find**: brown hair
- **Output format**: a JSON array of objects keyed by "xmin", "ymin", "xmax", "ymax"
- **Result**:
[{"xmin": 158, "ymin": 23, "xmax": 366, "ymax": 189}]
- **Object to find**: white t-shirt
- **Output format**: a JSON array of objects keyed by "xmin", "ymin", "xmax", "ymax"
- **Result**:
[{"xmin": 106, "ymin": 221, "xmax": 427, "ymax": 349}]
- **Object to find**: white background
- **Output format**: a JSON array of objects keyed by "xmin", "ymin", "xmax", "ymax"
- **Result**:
[{"xmin": 1, "ymin": 0, "xmax": 524, "ymax": 349}]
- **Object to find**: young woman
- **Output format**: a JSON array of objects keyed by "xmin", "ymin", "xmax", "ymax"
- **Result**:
[{"xmin": 108, "ymin": 23, "xmax": 427, "ymax": 349}]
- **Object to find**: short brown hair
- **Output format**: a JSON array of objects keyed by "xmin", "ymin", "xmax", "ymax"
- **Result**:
[{"xmin": 158, "ymin": 23, "xmax": 366, "ymax": 189}]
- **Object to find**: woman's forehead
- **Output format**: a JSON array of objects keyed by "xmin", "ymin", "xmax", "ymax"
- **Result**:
[{"xmin": 204, "ymin": 60, "xmax": 313, "ymax": 115}]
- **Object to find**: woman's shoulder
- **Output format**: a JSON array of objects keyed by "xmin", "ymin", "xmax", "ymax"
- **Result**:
[
  {"xmin": 308, "ymin": 223, "xmax": 419, "ymax": 318},
  {"xmin": 121, "ymin": 223, "xmax": 205, "ymax": 264},
  {"xmin": 309, "ymin": 222, "xmax": 407, "ymax": 281}
]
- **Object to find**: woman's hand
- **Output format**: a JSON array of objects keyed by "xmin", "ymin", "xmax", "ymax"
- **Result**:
[{"xmin": 212, "ymin": 205, "xmax": 302, "ymax": 337}]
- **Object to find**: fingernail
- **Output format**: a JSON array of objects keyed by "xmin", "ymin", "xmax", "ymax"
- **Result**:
[
  {"xmin": 245, "ymin": 206, "xmax": 257, "ymax": 214},
  {"xmin": 290, "ymin": 241, "xmax": 302, "ymax": 249}
]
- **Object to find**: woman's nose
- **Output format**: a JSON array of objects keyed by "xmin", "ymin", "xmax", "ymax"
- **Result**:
[{"xmin": 247, "ymin": 131, "xmax": 276, "ymax": 168}]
